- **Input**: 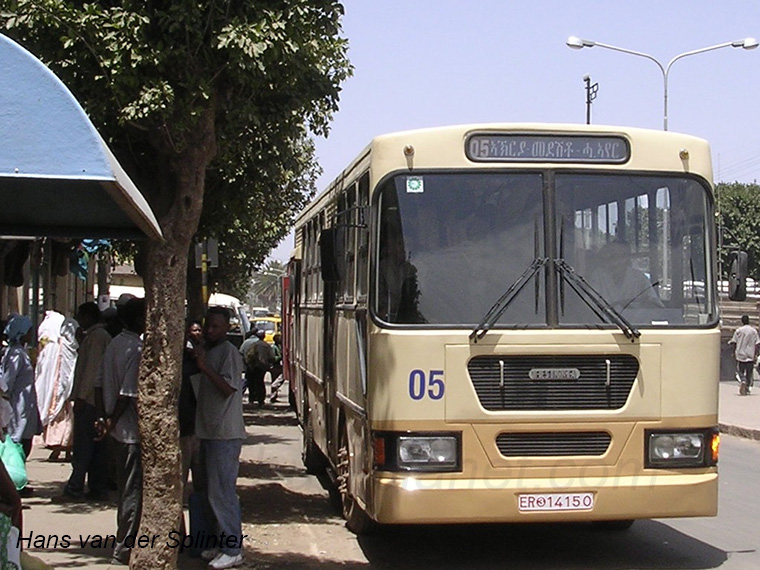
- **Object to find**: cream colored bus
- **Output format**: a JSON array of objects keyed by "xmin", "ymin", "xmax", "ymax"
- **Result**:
[{"xmin": 283, "ymin": 123, "xmax": 724, "ymax": 534}]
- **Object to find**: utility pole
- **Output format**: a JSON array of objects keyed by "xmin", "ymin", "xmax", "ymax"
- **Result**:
[
  {"xmin": 583, "ymin": 75, "xmax": 599, "ymax": 125},
  {"xmin": 195, "ymin": 238, "xmax": 219, "ymax": 307}
]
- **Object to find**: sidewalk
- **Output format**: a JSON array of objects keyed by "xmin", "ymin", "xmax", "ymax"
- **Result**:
[
  {"xmin": 719, "ymin": 378, "xmax": 760, "ymax": 440},
  {"xmin": 16, "ymin": 399, "xmax": 303, "ymax": 569},
  {"xmin": 17, "ymin": 396, "xmax": 333, "ymax": 570},
  {"xmin": 19, "ymin": 446, "xmax": 214, "ymax": 570}
]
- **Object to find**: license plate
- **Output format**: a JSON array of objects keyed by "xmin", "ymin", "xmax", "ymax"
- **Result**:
[{"xmin": 518, "ymin": 492, "xmax": 594, "ymax": 512}]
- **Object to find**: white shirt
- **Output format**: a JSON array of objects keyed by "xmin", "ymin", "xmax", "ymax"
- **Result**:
[
  {"xmin": 591, "ymin": 266, "xmax": 663, "ymax": 311},
  {"xmin": 730, "ymin": 324, "xmax": 760, "ymax": 363},
  {"xmin": 195, "ymin": 340, "xmax": 245, "ymax": 440},
  {"xmin": 94, "ymin": 330, "xmax": 141, "ymax": 444}
]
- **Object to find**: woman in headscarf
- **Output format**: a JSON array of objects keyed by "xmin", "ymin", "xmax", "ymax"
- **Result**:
[
  {"xmin": 0, "ymin": 315, "xmax": 41, "ymax": 459},
  {"xmin": 34, "ymin": 311, "xmax": 77, "ymax": 461}
]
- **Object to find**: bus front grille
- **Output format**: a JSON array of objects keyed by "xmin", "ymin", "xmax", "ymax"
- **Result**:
[
  {"xmin": 467, "ymin": 354, "xmax": 638, "ymax": 411},
  {"xmin": 496, "ymin": 431, "xmax": 612, "ymax": 457}
]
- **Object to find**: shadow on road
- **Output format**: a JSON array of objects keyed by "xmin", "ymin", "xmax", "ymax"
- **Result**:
[
  {"xmin": 354, "ymin": 520, "xmax": 726, "ymax": 570},
  {"xmin": 239, "ymin": 481, "xmax": 340, "ymax": 526},
  {"xmin": 243, "ymin": 407, "xmax": 299, "ymax": 428},
  {"xmin": 239, "ymin": 460, "xmax": 306, "ymax": 480},
  {"xmin": 242, "ymin": 551, "xmax": 370, "ymax": 569}
]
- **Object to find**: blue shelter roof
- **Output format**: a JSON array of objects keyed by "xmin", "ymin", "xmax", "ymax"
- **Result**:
[{"xmin": 0, "ymin": 34, "xmax": 162, "ymax": 240}]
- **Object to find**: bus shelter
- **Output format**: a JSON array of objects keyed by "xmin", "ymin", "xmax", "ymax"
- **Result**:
[{"xmin": 0, "ymin": 33, "xmax": 161, "ymax": 320}]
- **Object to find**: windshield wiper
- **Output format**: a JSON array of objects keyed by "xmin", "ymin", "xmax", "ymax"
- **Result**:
[
  {"xmin": 554, "ymin": 259, "xmax": 640, "ymax": 341},
  {"xmin": 470, "ymin": 257, "xmax": 548, "ymax": 342}
]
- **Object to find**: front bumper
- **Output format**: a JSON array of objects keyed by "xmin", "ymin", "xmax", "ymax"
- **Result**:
[{"xmin": 372, "ymin": 471, "xmax": 717, "ymax": 524}]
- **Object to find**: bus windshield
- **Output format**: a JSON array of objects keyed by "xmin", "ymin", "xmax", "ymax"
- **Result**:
[{"xmin": 375, "ymin": 171, "xmax": 715, "ymax": 328}]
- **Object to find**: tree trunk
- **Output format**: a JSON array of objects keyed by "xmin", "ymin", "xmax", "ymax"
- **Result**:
[
  {"xmin": 134, "ymin": 239, "xmax": 187, "ymax": 569},
  {"xmin": 132, "ymin": 109, "xmax": 215, "ymax": 570},
  {"xmin": 186, "ymin": 249, "xmax": 205, "ymax": 323}
]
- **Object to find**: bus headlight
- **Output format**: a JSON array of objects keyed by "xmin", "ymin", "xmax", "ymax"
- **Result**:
[
  {"xmin": 645, "ymin": 428, "xmax": 718, "ymax": 468},
  {"xmin": 373, "ymin": 432, "xmax": 461, "ymax": 472}
]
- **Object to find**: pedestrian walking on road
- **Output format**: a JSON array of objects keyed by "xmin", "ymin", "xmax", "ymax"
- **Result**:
[
  {"xmin": 194, "ymin": 306, "xmax": 246, "ymax": 569},
  {"xmin": 729, "ymin": 314, "xmax": 760, "ymax": 396},
  {"xmin": 269, "ymin": 333, "xmax": 284, "ymax": 403},
  {"xmin": 242, "ymin": 329, "xmax": 273, "ymax": 407},
  {"xmin": 238, "ymin": 329, "xmax": 257, "ymax": 404}
]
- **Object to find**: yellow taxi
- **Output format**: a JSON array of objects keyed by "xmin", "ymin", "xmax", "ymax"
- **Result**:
[{"xmin": 252, "ymin": 316, "xmax": 281, "ymax": 344}]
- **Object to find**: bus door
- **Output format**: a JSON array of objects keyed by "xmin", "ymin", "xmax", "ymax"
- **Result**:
[
  {"xmin": 281, "ymin": 262, "xmax": 299, "ymax": 411},
  {"xmin": 320, "ymin": 227, "xmax": 341, "ymax": 454}
]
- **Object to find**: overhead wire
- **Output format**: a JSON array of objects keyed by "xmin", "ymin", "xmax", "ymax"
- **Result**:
[{"xmin": 714, "ymin": 140, "xmax": 760, "ymax": 183}]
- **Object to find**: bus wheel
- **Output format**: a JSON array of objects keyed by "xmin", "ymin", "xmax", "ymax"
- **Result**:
[
  {"xmin": 302, "ymin": 411, "xmax": 326, "ymax": 474},
  {"xmin": 337, "ymin": 427, "xmax": 377, "ymax": 535},
  {"xmin": 592, "ymin": 520, "xmax": 635, "ymax": 531}
]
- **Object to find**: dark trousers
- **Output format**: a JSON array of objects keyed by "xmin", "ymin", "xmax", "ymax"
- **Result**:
[
  {"xmin": 737, "ymin": 360, "xmax": 754, "ymax": 391},
  {"xmin": 245, "ymin": 367, "xmax": 267, "ymax": 405},
  {"xmin": 112, "ymin": 440, "xmax": 142, "ymax": 563},
  {"xmin": 20, "ymin": 439, "xmax": 32, "ymax": 460},
  {"xmin": 66, "ymin": 401, "xmax": 107, "ymax": 495}
]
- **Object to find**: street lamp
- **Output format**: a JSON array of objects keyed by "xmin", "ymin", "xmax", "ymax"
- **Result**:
[{"xmin": 566, "ymin": 36, "xmax": 758, "ymax": 130}]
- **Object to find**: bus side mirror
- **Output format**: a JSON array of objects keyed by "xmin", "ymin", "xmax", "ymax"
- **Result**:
[
  {"xmin": 728, "ymin": 251, "xmax": 748, "ymax": 301},
  {"xmin": 319, "ymin": 228, "xmax": 340, "ymax": 283}
]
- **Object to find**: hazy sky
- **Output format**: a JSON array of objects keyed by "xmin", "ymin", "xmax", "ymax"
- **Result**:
[{"xmin": 271, "ymin": 1, "xmax": 760, "ymax": 261}]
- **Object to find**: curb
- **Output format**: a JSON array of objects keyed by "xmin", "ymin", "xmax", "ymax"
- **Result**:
[{"xmin": 719, "ymin": 422, "xmax": 760, "ymax": 441}]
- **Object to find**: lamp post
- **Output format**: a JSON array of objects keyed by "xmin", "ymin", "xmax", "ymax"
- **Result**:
[{"xmin": 566, "ymin": 36, "xmax": 758, "ymax": 130}]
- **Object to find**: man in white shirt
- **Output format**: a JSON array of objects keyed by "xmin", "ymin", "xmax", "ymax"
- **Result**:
[
  {"xmin": 729, "ymin": 314, "xmax": 760, "ymax": 396},
  {"xmin": 94, "ymin": 297, "xmax": 145, "ymax": 565}
]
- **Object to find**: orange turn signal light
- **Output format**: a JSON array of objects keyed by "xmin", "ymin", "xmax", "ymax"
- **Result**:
[
  {"xmin": 373, "ymin": 435, "xmax": 386, "ymax": 467},
  {"xmin": 711, "ymin": 431, "xmax": 720, "ymax": 465}
]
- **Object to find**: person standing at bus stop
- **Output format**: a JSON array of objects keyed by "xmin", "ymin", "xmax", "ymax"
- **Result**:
[
  {"xmin": 1, "ymin": 315, "xmax": 41, "ymax": 461},
  {"xmin": 94, "ymin": 298, "xmax": 145, "ymax": 565},
  {"xmin": 63, "ymin": 302, "xmax": 111, "ymax": 501},
  {"xmin": 194, "ymin": 306, "xmax": 246, "ymax": 569},
  {"xmin": 729, "ymin": 314, "xmax": 760, "ymax": 396}
]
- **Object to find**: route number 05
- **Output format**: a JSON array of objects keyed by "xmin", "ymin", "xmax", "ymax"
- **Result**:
[{"xmin": 409, "ymin": 369, "xmax": 445, "ymax": 401}]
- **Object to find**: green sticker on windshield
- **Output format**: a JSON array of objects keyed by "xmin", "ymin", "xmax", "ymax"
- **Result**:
[{"xmin": 406, "ymin": 176, "xmax": 424, "ymax": 193}]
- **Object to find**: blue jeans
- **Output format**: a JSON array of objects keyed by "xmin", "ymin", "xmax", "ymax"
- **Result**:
[{"xmin": 200, "ymin": 439, "xmax": 243, "ymax": 555}]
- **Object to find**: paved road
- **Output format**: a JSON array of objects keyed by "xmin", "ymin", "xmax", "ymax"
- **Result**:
[
  {"xmin": 243, "ymin": 408, "xmax": 760, "ymax": 570},
  {"xmin": 21, "ymin": 403, "xmax": 760, "ymax": 569}
]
